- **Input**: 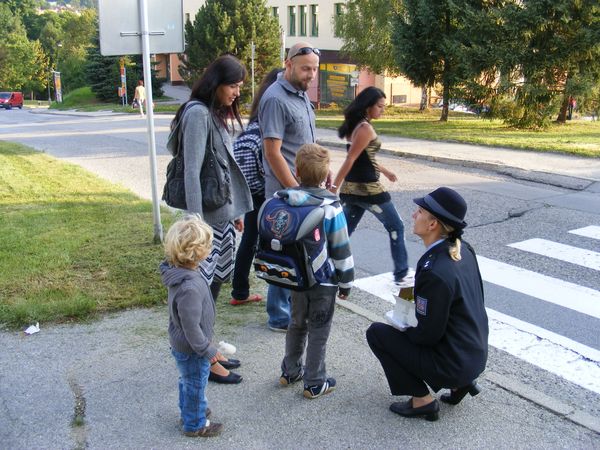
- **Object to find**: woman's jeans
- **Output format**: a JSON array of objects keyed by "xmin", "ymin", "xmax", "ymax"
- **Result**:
[
  {"xmin": 171, "ymin": 349, "xmax": 210, "ymax": 433},
  {"xmin": 231, "ymin": 193, "xmax": 265, "ymax": 300},
  {"xmin": 342, "ymin": 199, "xmax": 409, "ymax": 281}
]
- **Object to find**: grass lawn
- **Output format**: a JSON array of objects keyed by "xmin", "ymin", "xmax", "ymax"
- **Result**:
[
  {"xmin": 0, "ymin": 141, "xmax": 177, "ymax": 328},
  {"xmin": 316, "ymin": 110, "xmax": 600, "ymax": 157},
  {"xmin": 0, "ymin": 141, "xmax": 268, "ymax": 330}
]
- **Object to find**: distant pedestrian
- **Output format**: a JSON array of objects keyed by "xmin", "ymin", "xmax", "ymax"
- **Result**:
[
  {"xmin": 568, "ymin": 96, "xmax": 576, "ymax": 120},
  {"xmin": 258, "ymin": 41, "xmax": 320, "ymax": 332},
  {"xmin": 160, "ymin": 214, "xmax": 223, "ymax": 437},
  {"xmin": 331, "ymin": 86, "xmax": 410, "ymax": 286},
  {"xmin": 133, "ymin": 80, "xmax": 146, "ymax": 117},
  {"xmin": 366, "ymin": 187, "xmax": 489, "ymax": 421},
  {"xmin": 277, "ymin": 144, "xmax": 354, "ymax": 399},
  {"xmin": 229, "ymin": 68, "xmax": 282, "ymax": 306}
]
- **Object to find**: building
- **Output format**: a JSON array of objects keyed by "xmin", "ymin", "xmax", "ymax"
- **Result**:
[{"xmin": 154, "ymin": 0, "xmax": 422, "ymax": 107}]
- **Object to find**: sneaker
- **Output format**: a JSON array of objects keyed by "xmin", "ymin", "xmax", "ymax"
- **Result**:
[
  {"xmin": 394, "ymin": 270, "xmax": 415, "ymax": 287},
  {"xmin": 179, "ymin": 408, "xmax": 211, "ymax": 429},
  {"xmin": 183, "ymin": 420, "xmax": 223, "ymax": 437},
  {"xmin": 303, "ymin": 377, "xmax": 336, "ymax": 399},
  {"xmin": 280, "ymin": 370, "xmax": 303, "ymax": 386},
  {"xmin": 268, "ymin": 323, "xmax": 288, "ymax": 333}
]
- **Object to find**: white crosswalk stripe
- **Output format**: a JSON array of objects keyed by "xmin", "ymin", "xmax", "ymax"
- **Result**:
[
  {"xmin": 353, "ymin": 224, "xmax": 600, "ymax": 395},
  {"xmin": 569, "ymin": 225, "xmax": 600, "ymax": 241},
  {"xmin": 508, "ymin": 238, "xmax": 600, "ymax": 271}
]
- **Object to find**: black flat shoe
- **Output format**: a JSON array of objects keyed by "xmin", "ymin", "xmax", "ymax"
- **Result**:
[
  {"xmin": 389, "ymin": 399, "xmax": 439, "ymax": 421},
  {"xmin": 208, "ymin": 371, "xmax": 243, "ymax": 384},
  {"xmin": 440, "ymin": 381, "xmax": 481, "ymax": 405},
  {"xmin": 219, "ymin": 358, "xmax": 241, "ymax": 370}
]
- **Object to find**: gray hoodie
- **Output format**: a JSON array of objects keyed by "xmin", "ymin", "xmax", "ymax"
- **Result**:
[{"xmin": 160, "ymin": 261, "xmax": 218, "ymax": 359}]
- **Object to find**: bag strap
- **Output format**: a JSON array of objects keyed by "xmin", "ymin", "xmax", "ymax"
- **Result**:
[{"xmin": 174, "ymin": 100, "xmax": 202, "ymax": 157}]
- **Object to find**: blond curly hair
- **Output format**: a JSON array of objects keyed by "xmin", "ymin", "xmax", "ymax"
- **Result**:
[{"xmin": 164, "ymin": 214, "xmax": 213, "ymax": 267}]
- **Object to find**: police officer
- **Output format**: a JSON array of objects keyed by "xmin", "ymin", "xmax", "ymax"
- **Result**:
[{"xmin": 366, "ymin": 187, "xmax": 488, "ymax": 421}]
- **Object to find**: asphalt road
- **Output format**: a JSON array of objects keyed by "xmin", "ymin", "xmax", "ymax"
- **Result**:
[{"xmin": 1, "ymin": 108, "xmax": 599, "ymax": 448}]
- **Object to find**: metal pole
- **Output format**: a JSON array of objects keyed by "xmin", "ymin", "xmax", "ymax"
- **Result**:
[
  {"xmin": 251, "ymin": 41, "xmax": 255, "ymax": 103},
  {"xmin": 281, "ymin": 31, "xmax": 285, "ymax": 66},
  {"xmin": 139, "ymin": 0, "xmax": 163, "ymax": 243}
]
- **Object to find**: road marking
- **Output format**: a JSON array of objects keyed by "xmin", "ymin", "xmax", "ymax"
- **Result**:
[
  {"xmin": 477, "ymin": 256, "xmax": 600, "ymax": 319},
  {"xmin": 354, "ymin": 271, "xmax": 600, "ymax": 395},
  {"xmin": 508, "ymin": 238, "xmax": 600, "ymax": 271},
  {"xmin": 569, "ymin": 225, "xmax": 600, "ymax": 241}
]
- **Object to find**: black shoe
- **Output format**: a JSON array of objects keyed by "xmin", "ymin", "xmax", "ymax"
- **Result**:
[
  {"xmin": 389, "ymin": 399, "xmax": 440, "ymax": 421},
  {"xmin": 219, "ymin": 358, "xmax": 241, "ymax": 370},
  {"xmin": 440, "ymin": 381, "xmax": 481, "ymax": 405},
  {"xmin": 208, "ymin": 371, "xmax": 243, "ymax": 384}
]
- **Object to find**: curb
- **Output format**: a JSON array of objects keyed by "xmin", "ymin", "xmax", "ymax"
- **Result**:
[
  {"xmin": 335, "ymin": 298, "xmax": 600, "ymax": 435},
  {"xmin": 317, "ymin": 139, "xmax": 596, "ymax": 192}
]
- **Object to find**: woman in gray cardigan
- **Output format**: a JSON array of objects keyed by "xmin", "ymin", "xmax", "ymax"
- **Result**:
[{"xmin": 174, "ymin": 54, "xmax": 252, "ymax": 383}]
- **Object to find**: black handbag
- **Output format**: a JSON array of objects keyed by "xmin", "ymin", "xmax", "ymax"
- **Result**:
[{"xmin": 162, "ymin": 106, "xmax": 231, "ymax": 211}]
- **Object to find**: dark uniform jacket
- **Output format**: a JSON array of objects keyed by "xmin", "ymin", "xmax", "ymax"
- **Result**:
[{"xmin": 405, "ymin": 239, "xmax": 489, "ymax": 389}]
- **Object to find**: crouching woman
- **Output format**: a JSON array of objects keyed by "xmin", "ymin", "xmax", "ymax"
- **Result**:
[{"xmin": 366, "ymin": 187, "xmax": 488, "ymax": 421}]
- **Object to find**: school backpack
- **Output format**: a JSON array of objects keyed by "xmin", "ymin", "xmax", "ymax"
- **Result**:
[{"xmin": 254, "ymin": 192, "xmax": 333, "ymax": 291}]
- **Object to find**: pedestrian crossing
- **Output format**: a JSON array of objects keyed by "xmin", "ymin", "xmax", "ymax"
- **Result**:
[{"xmin": 353, "ymin": 224, "xmax": 600, "ymax": 395}]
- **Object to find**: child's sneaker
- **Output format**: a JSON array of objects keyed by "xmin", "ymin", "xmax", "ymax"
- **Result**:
[
  {"xmin": 303, "ymin": 377, "xmax": 336, "ymax": 399},
  {"xmin": 279, "ymin": 370, "xmax": 303, "ymax": 386},
  {"xmin": 183, "ymin": 420, "xmax": 223, "ymax": 437}
]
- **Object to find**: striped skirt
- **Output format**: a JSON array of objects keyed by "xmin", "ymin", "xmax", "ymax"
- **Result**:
[{"xmin": 199, "ymin": 221, "xmax": 236, "ymax": 285}]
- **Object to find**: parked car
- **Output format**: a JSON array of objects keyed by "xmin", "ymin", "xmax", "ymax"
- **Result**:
[{"xmin": 0, "ymin": 92, "xmax": 24, "ymax": 109}]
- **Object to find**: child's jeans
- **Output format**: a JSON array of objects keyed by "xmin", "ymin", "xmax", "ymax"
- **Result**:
[
  {"xmin": 171, "ymin": 349, "xmax": 210, "ymax": 432},
  {"xmin": 282, "ymin": 285, "xmax": 338, "ymax": 386}
]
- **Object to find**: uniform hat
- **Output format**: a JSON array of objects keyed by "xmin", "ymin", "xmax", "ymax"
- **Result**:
[{"xmin": 413, "ymin": 187, "xmax": 467, "ymax": 229}]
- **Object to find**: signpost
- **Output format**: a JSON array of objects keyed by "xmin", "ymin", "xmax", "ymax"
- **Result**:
[{"xmin": 98, "ymin": 0, "xmax": 184, "ymax": 243}]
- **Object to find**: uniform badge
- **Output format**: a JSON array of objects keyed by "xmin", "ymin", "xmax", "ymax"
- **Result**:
[{"xmin": 416, "ymin": 296, "xmax": 428, "ymax": 315}]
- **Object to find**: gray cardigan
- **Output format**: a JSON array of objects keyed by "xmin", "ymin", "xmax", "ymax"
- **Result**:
[{"xmin": 181, "ymin": 102, "xmax": 252, "ymax": 225}]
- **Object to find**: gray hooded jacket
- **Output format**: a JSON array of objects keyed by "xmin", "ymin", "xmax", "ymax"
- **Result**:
[{"xmin": 160, "ymin": 261, "xmax": 218, "ymax": 359}]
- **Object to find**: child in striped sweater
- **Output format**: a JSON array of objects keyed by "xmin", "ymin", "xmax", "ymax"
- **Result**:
[{"xmin": 277, "ymin": 143, "xmax": 355, "ymax": 399}]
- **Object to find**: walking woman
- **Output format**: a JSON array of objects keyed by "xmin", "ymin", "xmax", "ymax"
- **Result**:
[
  {"xmin": 173, "ymin": 54, "xmax": 252, "ymax": 383},
  {"xmin": 331, "ymin": 87, "xmax": 410, "ymax": 284},
  {"xmin": 366, "ymin": 187, "xmax": 488, "ymax": 421},
  {"xmin": 229, "ymin": 68, "xmax": 283, "ymax": 306}
]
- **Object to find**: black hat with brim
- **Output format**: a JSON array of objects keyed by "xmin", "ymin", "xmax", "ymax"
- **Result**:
[{"xmin": 413, "ymin": 187, "xmax": 468, "ymax": 230}]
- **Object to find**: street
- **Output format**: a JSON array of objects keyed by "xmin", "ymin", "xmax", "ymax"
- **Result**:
[{"xmin": 1, "ymin": 108, "xmax": 600, "ymax": 446}]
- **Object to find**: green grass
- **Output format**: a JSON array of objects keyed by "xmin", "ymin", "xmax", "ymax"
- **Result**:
[
  {"xmin": 316, "ymin": 110, "xmax": 600, "ymax": 157},
  {"xmin": 0, "ymin": 141, "xmax": 176, "ymax": 328}
]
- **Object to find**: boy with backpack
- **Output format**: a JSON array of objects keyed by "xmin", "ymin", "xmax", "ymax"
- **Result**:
[{"xmin": 259, "ymin": 143, "xmax": 354, "ymax": 399}]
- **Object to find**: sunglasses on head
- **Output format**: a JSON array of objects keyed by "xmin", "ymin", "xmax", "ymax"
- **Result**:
[{"xmin": 289, "ymin": 47, "xmax": 321, "ymax": 59}]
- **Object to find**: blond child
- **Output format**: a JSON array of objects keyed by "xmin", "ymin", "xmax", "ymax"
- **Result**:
[{"xmin": 160, "ymin": 214, "xmax": 223, "ymax": 437}]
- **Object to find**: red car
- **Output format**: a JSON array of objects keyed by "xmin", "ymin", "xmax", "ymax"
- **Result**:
[{"xmin": 0, "ymin": 92, "xmax": 24, "ymax": 109}]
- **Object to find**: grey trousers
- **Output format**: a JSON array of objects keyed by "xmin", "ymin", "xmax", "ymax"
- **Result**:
[{"xmin": 282, "ymin": 284, "xmax": 338, "ymax": 386}]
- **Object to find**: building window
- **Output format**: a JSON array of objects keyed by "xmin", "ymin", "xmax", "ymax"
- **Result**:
[
  {"xmin": 288, "ymin": 6, "xmax": 296, "ymax": 36},
  {"xmin": 333, "ymin": 3, "xmax": 344, "ymax": 37},
  {"xmin": 393, "ymin": 95, "xmax": 408, "ymax": 104},
  {"xmin": 310, "ymin": 4, "xmax": 318, "ymax": 37},
  {"xmin": 299, "ymin": 5, "xmax": 307, "ymax": 36},
  {"xmin": 272, "ymin": 6, "xmax": 279, "ymax": 19}
]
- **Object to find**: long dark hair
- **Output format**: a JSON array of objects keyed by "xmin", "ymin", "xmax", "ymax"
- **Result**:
[
  {"xmin": 337, "ymin": 87, "xmax": 386, "ymax": 139},
  {"xmin": 174, "ymin": 54, "xmax": 247, "ymax": 130},
  {"xmin": 249, "ymin": 68, "xmax": 283, "ymax": 123}
]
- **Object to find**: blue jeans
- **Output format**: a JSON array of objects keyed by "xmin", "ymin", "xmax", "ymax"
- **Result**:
[
  {"xmin": 267, "ymin": 284, "xmax": 291, "ymax": 328},
  {"xmin": 171, "ymin": 349, "xmax": 210, "ymax": 433},
  {"xmin": 342, "ymin": 199, "xmax": 408, "ymax": 280},
  {"xmin": 231, "ymin": 193, "xmax": 265, "ymax": 300}
]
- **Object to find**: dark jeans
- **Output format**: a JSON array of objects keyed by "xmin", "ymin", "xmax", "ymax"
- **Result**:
[{"xmin": 231, "ymin": 193, "xmax": 265, "ymax": 301}]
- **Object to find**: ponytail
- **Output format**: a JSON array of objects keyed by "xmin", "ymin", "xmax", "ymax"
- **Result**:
[{"xmin": 439, "ymin": 222, "xmax": 463, "ymax": 261}]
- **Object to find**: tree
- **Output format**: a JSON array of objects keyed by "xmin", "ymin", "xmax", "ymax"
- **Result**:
[
  {"xmin": 180, "ymin": 0, "xmax": 281, "ymax": 102},
  {"xmin": 0, "ymin": 4, "xmax": 49, "ymax": 92}
]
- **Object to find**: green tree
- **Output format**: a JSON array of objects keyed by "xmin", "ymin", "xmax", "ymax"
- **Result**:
[
  {"xmin": 180, "ymin": 0, "xmax": 280, "ymax": 102},
  {"xmin": 0, "ymin": 3, "xmax": 49, "ymax": 92}
]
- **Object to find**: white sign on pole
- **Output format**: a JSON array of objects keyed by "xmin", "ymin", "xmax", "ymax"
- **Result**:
[
  {"xmin": 98, "ymin": 0, "xmax": 185, "ymax": 242},
  {"xmin": 98, "ymin": 0, "xmax": 184, "ymax": 56}
]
